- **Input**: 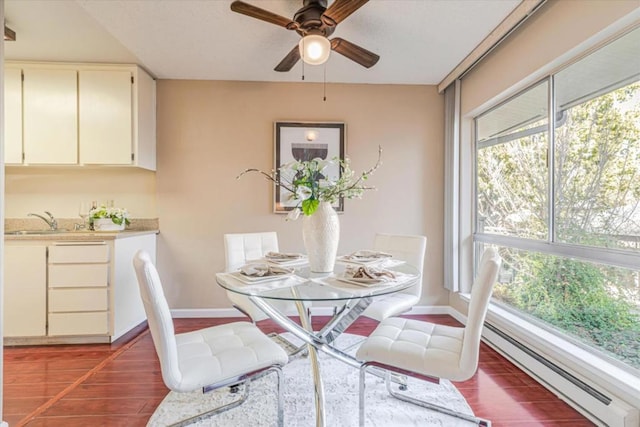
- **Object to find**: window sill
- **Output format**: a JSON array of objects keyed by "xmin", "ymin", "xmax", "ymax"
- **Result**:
[{"xmin": 458, "ymin": 293, "xmax": 640, "ymax": 410}]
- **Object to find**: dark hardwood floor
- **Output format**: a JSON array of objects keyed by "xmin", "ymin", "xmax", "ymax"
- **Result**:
[{"xmin": 3, "ymin": 315, "xmax": 594, "ymax": 426}]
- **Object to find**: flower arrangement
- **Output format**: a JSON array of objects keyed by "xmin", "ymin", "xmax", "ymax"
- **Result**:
[
  {"xmin": 238, "ymin": 146, "xmax": 382, "ymax": 220},
  {"xmin": 89, "ymin": 205, "xmax": 131, "ymax": 226}
]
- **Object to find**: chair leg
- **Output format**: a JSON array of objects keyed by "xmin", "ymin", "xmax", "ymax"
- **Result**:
[
  {"xmin": 359, "ymin": 365, "xmax": 367, "ymax": 427},
  {"xmin": 275, "ymin": 365, "xmax": 284, "ymax": 427},
  {"xmin": 169, "ymin": 366, "xmax": 284, "ymax": 427},
  {"xmin": 360, "ymin": 364, "xmax": 490, "ymax": 427},
  {"xmin": 170, "ymin": 382, "xmax": 251, "ymax": 427},
  {"xmin": 384, "ymin": 375, "xmax": 492, "ymax": 426}
]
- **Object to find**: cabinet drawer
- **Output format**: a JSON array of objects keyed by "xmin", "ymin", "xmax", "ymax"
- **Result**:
[
  {"xmin": 49, "ymin": 288, "xmax": 108, "ymax": 312},
  {"xmin": 49, "ymin": 244, "xmax": 109, "ymax": 263},
  {"xmin": 49, "ymin": 264, "xmax": 109, "ymax": 287},
  {"xmin": 48, "ymin": 312, "xmax": 109, "ymax": 336}
]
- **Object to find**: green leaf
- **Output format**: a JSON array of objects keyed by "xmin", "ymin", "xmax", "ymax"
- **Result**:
[{"xmin": 302, "ymin": 199, "xmax": 319, "ymax": 216}]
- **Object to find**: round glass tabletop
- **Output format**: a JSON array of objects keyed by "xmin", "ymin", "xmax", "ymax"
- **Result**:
[{"xmin": 216, "ymin": 262, "xmax": 420, "ymax": 302}]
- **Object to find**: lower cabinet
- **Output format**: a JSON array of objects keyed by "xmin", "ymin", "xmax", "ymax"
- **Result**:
[
  {"xmin": 3, "ymin": 245, "xmax": 47, "ymax": 337},
  {"xmin": 48, "ymin": 312, "xmax": 110, "ymax": 336},
  {"xmin": 112, "ymin": 234, "xmax": 155, "ymax": 340},
  {"xmin": 47, "ymin": 242, "xmax": 110, "ymax": 337},
  {"xmin": 3, "ymin": 233, "xmax": 156, "ymax": 343}
]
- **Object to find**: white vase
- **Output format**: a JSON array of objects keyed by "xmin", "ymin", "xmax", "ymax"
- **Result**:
[
  {"xmin": 302, "ymin": 201, "xmax": 340, "ymax": 273},
  {"xmin": 93, "ymin": 218, "xmax": 125, "ymax": 232}
]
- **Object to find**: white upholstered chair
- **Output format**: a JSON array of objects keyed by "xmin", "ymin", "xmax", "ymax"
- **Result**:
[
  {"xmin": 133, "ymin": 250, "xmax": 288, "ymax": 427},
  {"xmin": 224, "ymin": 232, "xmax": 280, "ymax": 322},
  {"xmin": 224, "ymin": 232, "xmax": 305, "ymax": 323},
  {"xmin": 356, "ymin": 248, "xmax": 502, "ymax": 427},
  {"xmin": 361, "ymin": 233, "xmax": 427, "ymax": 321}
]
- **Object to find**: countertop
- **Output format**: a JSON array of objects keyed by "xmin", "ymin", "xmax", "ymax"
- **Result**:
[
  {"xmin": 4, "ymin": 229, "xmax": 159, "ymax": 241},
  {"xmin": 4, "ymin": 217, "xmax": 159, "ymax": 241}
]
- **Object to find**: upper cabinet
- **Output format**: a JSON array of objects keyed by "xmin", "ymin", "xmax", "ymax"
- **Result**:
[
  {"xmin": 4, "ymin": 66, "xmax": 24, "ymax": 164},
  {"xmin": 4, "ymin": 62, "xmax": 156, "ymax": 170},
  {"xmin": 23, "ymin": 68, "xmax": 79, "ymax": 164},
  {"xmin": 79, "ymin": 69, "xmax": 132, "ymax": 165}
]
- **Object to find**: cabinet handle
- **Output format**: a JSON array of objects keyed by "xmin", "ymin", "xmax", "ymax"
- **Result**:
[{"xmin": 52, "ymin": 241, "xmax": 106, "ymax": 246}]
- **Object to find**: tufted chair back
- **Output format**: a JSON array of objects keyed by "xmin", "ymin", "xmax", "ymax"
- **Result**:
[
  {"xmin": 224, "ymin": 232, "xmax": 279, "ymax": 271},
  {"xmin": 373, "ymin": 233, "xmax": 427, "ymax": 298},
  {"xmin": 459, "ymin": 247, "xmax": 502, "ymax": 378},
  {"xmin": 133, "ymin": 250, "xmax": 182, "ymax": 390}
]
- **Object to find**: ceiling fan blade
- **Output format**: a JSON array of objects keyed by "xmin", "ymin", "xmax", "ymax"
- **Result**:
[
  {"xmin": 330, "ymin": 38, "xmax": 379, "ymax": 68},
  {"xmin": 274, "ymin": 45, "xmax": 301, "ymax": 72},
  {"xmin": 230, "ymin": 1, "xmax": 296, "ymax": 29},
  {"xmin": 322, "ymin": 0, "xmax": 369, "ymax": 26}
]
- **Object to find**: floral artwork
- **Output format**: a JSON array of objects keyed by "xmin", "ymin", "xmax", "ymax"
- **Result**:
[{"xmin": 274, "ymin": 122, "xmax": 345, "ymax": 212}]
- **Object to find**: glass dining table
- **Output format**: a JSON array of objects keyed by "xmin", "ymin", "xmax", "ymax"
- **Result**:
[{"xmin": 216, "ymin": 261, "xmax": 420, "ymax": 427}]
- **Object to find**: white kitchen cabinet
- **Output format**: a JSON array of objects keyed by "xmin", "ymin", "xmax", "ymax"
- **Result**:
[
  {"xmin": 4, "ymin": 66, "xmax": 23, "ymax": 164},
  {"xmin": 111, "ymin": 233, "xmax": 156, "ymax": 340},
  {"xmin": 48, "ymin": 312, "xmax": 109, "ymax": 336},
  {"xmin": 132, "ymin": 66, "xmax": 157, "ymax": 170},
  {"xmin": 79, "ymin": 66, "xmax": 156, "ymax": 169},
  {"xmin": 4, "ymin": 233, "xmax": 156, "ymax": 343},
  {"xmin": 49, "ymin": 288, "xmax": 109, "ymax": 312},
  {"xmin": 23, "ymin": 68, "xmax": 78, "ymax": 164},
  {"xmin": 79, "ymin": 69, "xmax": 133, "ymax": 165},
  {"xmin": 3, "ymin": 244, "xmax": 47, "ymax": 337},
  {"xmin": 6, "ymin": 62, "xmax": 156, "ymax": 169},
  {"xmin": 47, "ymin": 242, "xmax": 110, "ymax": 337}
]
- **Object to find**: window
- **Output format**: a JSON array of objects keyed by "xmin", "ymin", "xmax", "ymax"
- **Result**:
[
  {"xmin": 474, "ymin": 26, "xmax": 640, "ymax": 372},
  {"xmin": 477, "ymin": 81, "xmax": 549, "ymax": 240}
]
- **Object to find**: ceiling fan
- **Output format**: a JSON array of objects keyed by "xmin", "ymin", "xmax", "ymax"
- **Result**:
[{"xmin": 230, "ymin": 0, "xmax": 380, "ymax": 72}]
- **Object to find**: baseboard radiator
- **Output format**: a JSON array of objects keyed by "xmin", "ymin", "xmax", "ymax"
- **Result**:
[{"xmin": 483, "ymin": 323, "xmax": 639, "ymax": 427}]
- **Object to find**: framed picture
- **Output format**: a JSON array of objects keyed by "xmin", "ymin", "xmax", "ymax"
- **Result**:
[{"xmin": 274, "ymin": 122, "xmax": 345, "ymax": 213}]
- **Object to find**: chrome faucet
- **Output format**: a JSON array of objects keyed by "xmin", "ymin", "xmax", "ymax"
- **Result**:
[{"xmin": 28, "ymin": 211, "xmax": 58, "ymax": 231}]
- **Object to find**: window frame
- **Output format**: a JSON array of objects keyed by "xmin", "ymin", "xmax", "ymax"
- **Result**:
[
  {"xmin": 471, "ymin": 25, "xmax": 640, "ymax": 377},
  {"xmin": 473, "ymin": 72, "xmax": 640, "ymax": 271}
]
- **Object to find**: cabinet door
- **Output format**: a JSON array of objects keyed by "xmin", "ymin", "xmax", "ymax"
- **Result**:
[
  {"xmin": 23, "ymin": 68, "xmax": 78, "ymax": 164},
  {"xmin": 133, "ymin": 67, "xmax": 156, "ymax": 170},
  {"xmin": 4, "ymin": 67, "xmax": 23, "ymax": 164},
  {"xmin": 48, "ymin": 312, "xmax": 109, "ymax": 336},
  {"xmin": 112, "ymin": 234, "xmax": 156, "ymax": 340},
  {"xmin": 79, "ymin": 70, "xmax": 133, "ymax": 165},
  {"xmin": 3, "ymin": 245, "xmax": 47, "ymax": 337}
]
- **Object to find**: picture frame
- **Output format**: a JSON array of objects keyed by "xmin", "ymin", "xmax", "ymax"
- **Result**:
[{"xmin": 274, "ymin": 122, "xmax": 346, "ymax": 213}]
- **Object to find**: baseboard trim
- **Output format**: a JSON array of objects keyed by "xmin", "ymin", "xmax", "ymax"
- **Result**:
[
  {"xmin": 171, "ymin": 308, "xmax": 243, "ymax": 318},
  {"xmin": 170, "ymin": 305, "xmax": 457, "ymax": 318}
]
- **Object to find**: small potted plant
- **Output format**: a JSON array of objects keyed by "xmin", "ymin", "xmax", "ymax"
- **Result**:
[{"xmin": 89, "ymin": 205, "xmax": 131, "ymax": 231}]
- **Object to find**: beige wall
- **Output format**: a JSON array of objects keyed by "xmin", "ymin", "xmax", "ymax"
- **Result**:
[
  {"xmin": 461, "ymin": 0, "xmax": 640, "ymax": 116},
  {"xmin": 156, "ymin": 80, "xmax": 445, "ymax": 309},
  {"xmin": 453, "ymin": 0, "xmax": 640, "ymax": 314},
  {"xmin": 4, "ymin": 167, "xmax": 157, "ymax": 218}
]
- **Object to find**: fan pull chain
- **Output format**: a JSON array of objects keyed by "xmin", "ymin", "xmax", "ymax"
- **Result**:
[
  {"xmin": 323, "ymin": 65, "xmax": 327, "ymax": 101},
  {"xmin": 301, "ymin": 37, "xmax": 305, "ymax": 81}
]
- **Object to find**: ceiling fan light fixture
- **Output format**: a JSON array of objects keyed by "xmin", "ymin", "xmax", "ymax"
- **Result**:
[{"xmin": 298, "ymin": 34, "xmax": 331, "ymax": 65}]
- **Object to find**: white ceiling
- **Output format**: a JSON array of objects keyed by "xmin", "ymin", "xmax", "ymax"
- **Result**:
[{"xmin": 4, "ymin": 0, "xmax": 522, "ymax": 85}]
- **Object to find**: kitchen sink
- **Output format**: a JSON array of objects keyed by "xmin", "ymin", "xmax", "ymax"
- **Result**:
[{"xmin": 5, "ymin": 229, "xmax": 70, "ymax": 235}]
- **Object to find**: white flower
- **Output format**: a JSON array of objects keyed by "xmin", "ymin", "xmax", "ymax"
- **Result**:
[
  {"xmin": 237, "ymin": 146, "xmax": 382, "ymax": 217},
  {"xmin": 296, "ymin": 185, "xmax": 313, "ymax": 201},
  {"xmin": 281, "ymin": 160, "xmax": 300, "ymax": 171},
  {"xmin": 89, "ymin": 205, "xmax": 130, "ymax": 226},
  {"xmin": 286, "ymin": 208, "xmax": 301, "ymax": 221},
  {"xmin": 316, "ymin": 159, "xmax": 333, "ymax": 173}
]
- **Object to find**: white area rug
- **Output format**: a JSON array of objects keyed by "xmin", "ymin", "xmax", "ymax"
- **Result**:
[{"xmin": 148, "ymin": 333, "xmax": 476, "ymax": 426}]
